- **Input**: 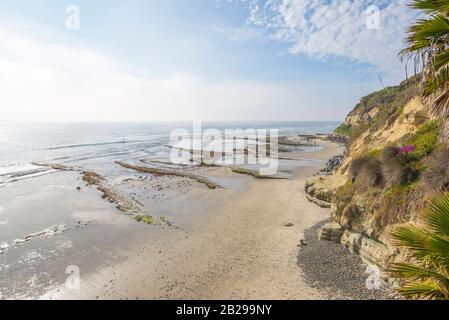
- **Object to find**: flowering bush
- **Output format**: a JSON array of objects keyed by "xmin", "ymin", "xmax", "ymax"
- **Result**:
[
  {"xmin": 398, "ymin": 145, "xmax": 415, "ymax": 154},
  {"xmin": 396, "ymin": 144, "xmax": 420, "ymax": 163}
]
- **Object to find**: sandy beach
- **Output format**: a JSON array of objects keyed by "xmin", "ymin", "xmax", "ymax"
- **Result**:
[
  {"xmin": 0, "ymin": 139, "xmax": 381, "ymax": 300},
  {"xmin": 5, "ymin": 0, "xmax": 443, "ymax": 304}
]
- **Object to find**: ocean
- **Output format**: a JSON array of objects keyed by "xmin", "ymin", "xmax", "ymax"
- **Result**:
[
  {"xmin": 0, "ymin": 121, "xmax": 341, "ymax": 299},
  {"xmin": 0, "ymin": 121, "xmax": 340, "ymax": 187}
]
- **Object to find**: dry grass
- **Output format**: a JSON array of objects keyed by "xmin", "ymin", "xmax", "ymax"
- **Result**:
[
  {"xmin": 359, "ymin": 157, "xmax": 383, "ymax": 187},
  {"xmin": 348, "ymin": 157, "xmax": 369, "ymax": 180},
  {"xmin": 348, "ymin": 155, "xmax": 383, "ymax": 187},
  {"xmin": 372, "ymin": 183, "xmax": 428, "ymax": 236},
  {"xmin": 381, "ymin": 159, "xmax": 405, "ymax": 187},
  {"xmin": 423, "ymin": 147, "xmax": 449, "ymax": 191},
  {"xmin": 381, "ymin": 146, "xmax": 399, "ymax": 163},
  {"xmin": 380, "ymin": 145, "xmax": 420, "ymax": 187}
]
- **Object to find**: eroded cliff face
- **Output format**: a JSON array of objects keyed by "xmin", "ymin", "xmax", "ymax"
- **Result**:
[
  {"xmin": 307, "ymin": 78, "xmax": 436, "ymax": 277},
  {"xmin": 338, "ymin": 97, "xmax": 430, "ymax": 175}
]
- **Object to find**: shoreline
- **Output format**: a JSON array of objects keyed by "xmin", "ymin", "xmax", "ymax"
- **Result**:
[{"xmin": 36, "ymin": 139, "xmax": 395, "ymax": 300}]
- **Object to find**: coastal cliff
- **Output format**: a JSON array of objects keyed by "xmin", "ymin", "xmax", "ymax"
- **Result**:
[{"xmin": 306, "ymin": 78, "xmax": 442, "ymax": 279}]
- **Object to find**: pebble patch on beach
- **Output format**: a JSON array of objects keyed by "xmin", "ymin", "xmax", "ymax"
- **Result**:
[{"xmin": 297, "ymin": 219, "xmax": 399, "ymax": 300}]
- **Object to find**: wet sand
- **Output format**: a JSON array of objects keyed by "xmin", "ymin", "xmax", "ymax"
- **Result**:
[
  {"xmin": 37, "ymin": 140, "xmax": 364, "ymax": 300},
  {"xmin": 1, "ymin": 139, "xmax": 390, "ymax": 300}
]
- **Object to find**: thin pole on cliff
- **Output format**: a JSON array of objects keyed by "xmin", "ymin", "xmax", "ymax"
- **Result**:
[{"xmin": 378, "ymin": 75, "xmax": 385, "ymax": 89}]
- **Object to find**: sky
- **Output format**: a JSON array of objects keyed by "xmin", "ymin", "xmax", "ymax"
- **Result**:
[{"xmin": 0, "ymin": 0, "xmax": 419, "ymax": 122}]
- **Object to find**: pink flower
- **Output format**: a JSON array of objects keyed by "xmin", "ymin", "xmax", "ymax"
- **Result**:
[{"xmin": 399, "ymin": 145, "xmax": 415, "ymax": 154}]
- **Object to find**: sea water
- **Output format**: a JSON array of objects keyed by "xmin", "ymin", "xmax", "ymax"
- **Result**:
[{"xmin": 0, "ymin": 121, "xmax": 339, "ymax": 186}]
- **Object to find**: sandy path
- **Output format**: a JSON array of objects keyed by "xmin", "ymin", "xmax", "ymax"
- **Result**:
[{"xmin": 42, "ymin": 141, "xmax": 343, "ymax": 300}]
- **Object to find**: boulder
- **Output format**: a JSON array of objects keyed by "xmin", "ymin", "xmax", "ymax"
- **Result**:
[{"xmin": 318, "ymin": 222, "xmax": 344, "ymax": 242}]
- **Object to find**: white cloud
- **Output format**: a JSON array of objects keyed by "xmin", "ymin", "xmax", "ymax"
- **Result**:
[
  {"xmin": 0, "ymin": 24, "xmax": 355, "ymax": 122},
  {"xmin": 203, "ymin": 24, "xmax": 267, "ymax": 42},
  {"xmin": 226, "ymin": 0, "xmax": 418, "ymax": 78}
]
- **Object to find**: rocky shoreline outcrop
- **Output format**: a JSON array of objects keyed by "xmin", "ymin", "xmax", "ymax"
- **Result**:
[
  {"xmin": 305, "ymin": 175, "xmax": 342, "ymax": 208},
  {"xmin": 317, "ymin": 154, "xmax": 345, "ymax": 176},
  {"xmin": 304, "ymin": 149, "xmax": 347, "ymax": 208},
  {"xmin": 305, "ymin": 155, "xmax": 399, "ymax": 282},
  {"xmin": 305, "ymin": 78, "xmax": 434, "ymax": 283}
]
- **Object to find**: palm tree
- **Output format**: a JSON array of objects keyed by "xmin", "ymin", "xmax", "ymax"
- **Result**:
[
  {"xmin": 390, "ymin": 192, "xmax": 449, "ymax": 299},
  {"xmin": 401, "ymin": 0, "xmax": 449, "ymax": 135}
]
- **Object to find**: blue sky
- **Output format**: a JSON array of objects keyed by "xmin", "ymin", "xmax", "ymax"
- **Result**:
[{"xmin": 0, "ymin": 0, "xmax": 418, "ymax": 121}]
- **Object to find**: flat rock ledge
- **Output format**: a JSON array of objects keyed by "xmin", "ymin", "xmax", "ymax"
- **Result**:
[
  {"xmin": 304, "ymin": 174, "xmax": 346, "ymax": 207},
  {"xmin": 306, "ymin": 194, "xmax": 332, "ymax": 209}
]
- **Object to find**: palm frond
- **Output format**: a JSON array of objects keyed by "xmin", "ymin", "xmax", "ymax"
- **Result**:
[
  {"xmin": 390, "ymin": 263, "xmax": 449, "ymax": 282},
  {"xmin": 391, "ymin": 225, "xmax": 430, "ymax": 257},
  {"xmin": 392, "ymin": 3, "xmax": 449, "ymax": 300},
  {"xmin": 398, "ymin": 280, "xmax": 448, "ymax": 299},
  {"xmin": 390, "ymin": 192, "xmax": 449, "ymax": 300},
  {"xmin": 425, "ymin": 67, "xmax": 449, "ymax": 93},
  {"xmin": 411, "ymin": 0, "xmax": 449, "ymax": 15},
  {"xmin": 426, "ymin": 236, "xmax": 449, "ymax": 265},
  {"xmin": 407, "ymin": 15, "xmax": 449, "ymax": 42},
  {"xmin": 424, "ymin": 192, "xmax": 449, "ymax": 235},
  {"xmin": 434, "ymin": 50, "xmax": 449, "ymax": 70},
  {"xmin": 401, "ymin": 1, "xmax": 449, "ymax": 133}
]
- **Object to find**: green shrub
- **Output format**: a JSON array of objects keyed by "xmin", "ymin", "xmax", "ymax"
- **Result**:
[
  {"xmin": 349, "ymin": 77, "xmax": 416, "ymax": 136},
  {"xmin": 334, "ymin": 123, "xmax": 352, "ymax": 137},
  {"xmin": 384, "ymin": 183, "xmax": 416, "ymax": 203},
  {"xmin": 367, "ymin": 149, "xmax": 381, "ymax": 159},
  {"xmin": 406, "ymin": 120, "xmax": 442, "ymax": 159},
  {"xmin": 379, "ymin": 121, "xmax": 441, "ymax": 188},
  {"xmin": 350, "ymin": 123, "xmax": 369, "ymax": 142}
]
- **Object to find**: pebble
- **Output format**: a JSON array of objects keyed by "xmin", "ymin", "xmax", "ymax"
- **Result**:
[{"xmin": 298, "ymin": 220, "xmax": 397, "ymax": 300}]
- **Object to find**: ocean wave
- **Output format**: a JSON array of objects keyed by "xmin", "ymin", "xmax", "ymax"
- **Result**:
[
  {"xmin": 47, "ymin": 139, "xmax": 148, "ymax": 150},
  {"xmin": 0, "ymin": 166, "xmax": 48, "ymax": 178},
  {"xmin": 0, "ymin": 148, "xmax": 156, "ymax": 186},
  {"xmin": 73, "ymin": 150, "xmax": 134, "ymax": 162},
  {"xmin": 0, "ymin": 168, "xmax": 55, "ymax": 187}
]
